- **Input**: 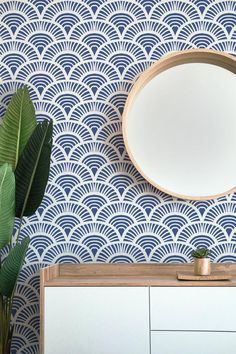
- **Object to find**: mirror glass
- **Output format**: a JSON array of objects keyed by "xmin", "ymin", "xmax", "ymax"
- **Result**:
[{"xmin": 123, "ymin": 51, "xmax": 236, "ymax": 200}]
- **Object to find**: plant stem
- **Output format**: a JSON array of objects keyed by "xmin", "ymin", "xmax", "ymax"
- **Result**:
[
  {"xmin": 16, "ymin": 217, "xmax": 23, "ymax": 244},
  {"xmin": 0, "ymin": 295, "xmax": 3, "ymax": 354},
  {"xmin": 4, "ymin": 298, "xmax": 12, "ymax": 353},
  {"xmin": 0, "ymin": 252, "xmax": 1, "ymax": 354}
]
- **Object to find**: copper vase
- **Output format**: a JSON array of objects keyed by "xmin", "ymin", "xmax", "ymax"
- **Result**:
[{"xmin": 194, "ymin": 258, "xmax": 211, "ymax": 276}]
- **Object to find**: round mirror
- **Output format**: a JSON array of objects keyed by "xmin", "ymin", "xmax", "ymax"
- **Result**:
[{"xmin": 123, "ymin": 50, "xmax": 236, "ymax": 200}]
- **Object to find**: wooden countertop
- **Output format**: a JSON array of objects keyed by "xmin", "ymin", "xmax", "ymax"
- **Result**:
[{"xmin": 41, "ymin": 263, "xmax": 236, "ymax": 287}]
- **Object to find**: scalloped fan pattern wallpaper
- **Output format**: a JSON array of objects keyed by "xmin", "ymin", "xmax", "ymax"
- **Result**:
[{"xmin": 0, "ymin": 0, "xmax": 236, "ymax": 352}]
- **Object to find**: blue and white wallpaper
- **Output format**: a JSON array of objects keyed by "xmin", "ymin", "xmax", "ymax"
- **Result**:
[{"xmin": 0, "ymin": 0, "xmax": 236, "ymax": 352}]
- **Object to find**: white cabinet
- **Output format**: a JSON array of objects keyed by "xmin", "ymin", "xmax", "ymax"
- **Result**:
[
  {"xmin": 43, "ymin": 286, "xmax": 236, "ymax": 354},
  {"xmin": 44, "ymin": 287, "xmax": 149, "ymax": 354},
  {"xmin": 151, "ymin": 332, "xmax": 236, "ymax": 354},
  {"xmin": 41, "ymin": 264, "xmax": 236, "ymax": 354}
]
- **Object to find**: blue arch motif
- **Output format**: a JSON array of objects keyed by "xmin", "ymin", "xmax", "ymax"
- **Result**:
[{"xmin": 0, "ymin": 0, "xmax": 235, "ymax": 352}]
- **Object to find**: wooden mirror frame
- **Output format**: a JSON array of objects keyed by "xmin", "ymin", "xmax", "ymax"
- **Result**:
[{"xmin": 122, "ymin": 49, "xmax": 236, "ymax": 200}]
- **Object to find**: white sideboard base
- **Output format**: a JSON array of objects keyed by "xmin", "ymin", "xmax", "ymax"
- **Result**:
[{"xmin": 41, "ymin": 263, "xmax": 236, "ymax": 354}]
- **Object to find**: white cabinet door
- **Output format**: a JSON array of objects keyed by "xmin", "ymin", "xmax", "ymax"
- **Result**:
[
  {"xmin": 44, "ymin": 287, "xmax": 149, "ymax": 354},
  {"xmin": 150, "ymin": 287, "xmax": 236, "ymax": 331},
  {"xmin": 151, "ymin": 331, "xmax": 236, "ymax": 354}
]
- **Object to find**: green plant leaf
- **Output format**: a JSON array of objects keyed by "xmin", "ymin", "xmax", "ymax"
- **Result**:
[
  {"xmin": 0, "ymin": 163, "xmax": 15, "ymax": 250},
  {"xmin": 15, "ymin": 120, "xmax": 53, "ymax": 217},
  {"xmin": 0, "ymin": 86, "xmax": 37, "ymax": 170},
  {"xmin": 192, "ymin": 247, "xmax": 209, "ymax": 259},
  {"xmin": 0, "ymin": 237, "xmax": 29, "ymax": 298}
]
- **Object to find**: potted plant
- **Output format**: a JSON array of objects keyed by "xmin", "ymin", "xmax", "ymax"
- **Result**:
[
  {"xmin": 0, "ymin": 86, "xmax": 53, "ymax": 354},
  {"xmin": 192, "ymin": 248, "xmax": 211, "ymax": 276}
]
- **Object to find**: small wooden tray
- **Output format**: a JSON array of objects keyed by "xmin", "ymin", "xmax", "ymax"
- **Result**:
[{"xmin": 177, "ymin": 271, "xmax": 232, "ymax": 281}]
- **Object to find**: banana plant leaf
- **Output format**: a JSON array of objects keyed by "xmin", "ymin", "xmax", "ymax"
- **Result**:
[
  {"xmin": 0, "ymin": 237, "xmax": 29, "ymax": 298},
  {"xmin": 0, "ymin": 164, "xmax": 15, "ymax": 250},
  {"xmin": 0, "ymin": 86, "xmax": 36, "ymax": 170},
  {"xmin": 15, "ymin": 120, "xmax": 53, "ymax": 218}
]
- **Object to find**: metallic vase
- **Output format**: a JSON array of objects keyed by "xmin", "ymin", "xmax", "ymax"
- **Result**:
[{"xmin": 194, "ymin": 258, "xmax": 211, "ymax": 276}]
